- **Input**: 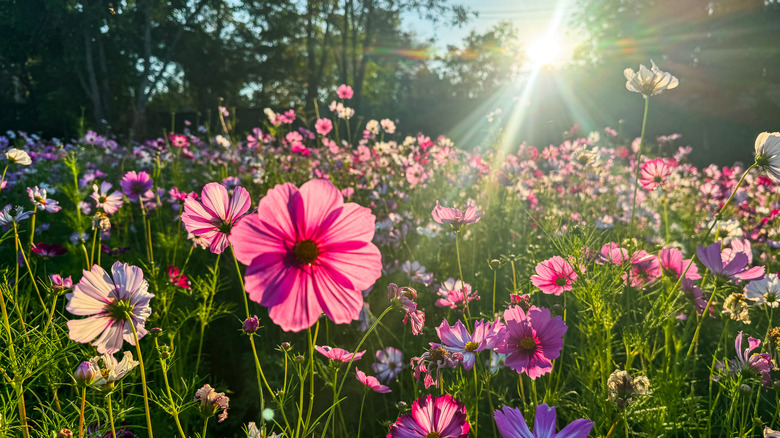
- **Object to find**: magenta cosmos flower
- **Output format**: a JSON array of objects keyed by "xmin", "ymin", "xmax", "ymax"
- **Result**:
[
  {"xmin": 120, "ymin": 171, "xmax": 154, "ymax": 202},
  {"xmin": 315, "ymin": 345, "xmax": 366, "ymax": 363},
  {"xmin": 494, "ymin": 404, "xmax": 594, "ymax": 438},
  {"xmin": 66, "ymin": 262, "xmax": 154, "ymax": 354},
  {"xmin": 182, "ymin": 182, "xmax": 251, "ymax": 254},
  {"xmin": 387, "ymin": 394, "xmax": 470, "ymax": 438},
  {"xmin": 230, "ymin": 179, "xmax": 382, "ymax": 332},
  {"xmin": 498, "ymin": 306, "xmax": 567, "ymax": 379},
  {"xmin": 658, "ymin": 247, "xmax": 700, "ymax": 280},
  {"xmin": 530, "ymin": 256, "xmax": 578, "ymax": 295},
  {"xmin": 356, "ymin": 367, "xmax": 391, "ymax": 393},
  {"xmin": 431, "ymin": 200, "xmax": 484, "ymax": 228}
]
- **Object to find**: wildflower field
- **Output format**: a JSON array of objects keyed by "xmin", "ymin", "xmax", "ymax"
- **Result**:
[{"xmin": 3, "ymin": 66, "xmax": 780, "ymax": 438}]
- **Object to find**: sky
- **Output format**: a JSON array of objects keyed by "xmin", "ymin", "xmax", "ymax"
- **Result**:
[{"xmin": 402, "ymin": 0, "xmax": 583, "ymax": 66}]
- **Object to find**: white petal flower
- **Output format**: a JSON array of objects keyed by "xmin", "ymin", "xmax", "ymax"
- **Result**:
[
  {"xmin": 624, "ymin": 60, "xmax": 679, "ymax": 97},
  {"xmin": 755, "ymin": 132, "xmax": 780, "ymax": 181},
  {"xmin": 5, "ymin": 148, "xmax": 31, "ymax": 165},
  {"xmin": 745, "ymin": 274, "xmax": 780, "ymax": 307}
]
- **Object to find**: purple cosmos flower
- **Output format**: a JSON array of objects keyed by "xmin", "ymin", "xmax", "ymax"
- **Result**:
[
  {"xmin": 182, "ymin": 182, "xmax": 251, "ymax": 254},
  {"xmin": 0, "ymin": 205, "xmax": 32, "ymax": 227},
  {"xmin": 431, "ymin": 200, "xmax": 484, "ymax": 228},
  {"xmin": 372, "ymin": 346, "xmax": 403, "ymax": 382},
  {"xmin": 120, "ymin": 171, "xmax": 154, "ymax": 202},
  {"xmin": 494, "ymin": 404, "xmax": 594, "ymax": 438},
  {"xmin": 715, "ymin": 331, "xmax": 773, "ymax": 386},
  {"xmin": 437, "ymin": 319, "xmax": 505, "ymax": 370},
  {"xmin": 65, "ymin": 262, "xmax": 154, "ymax": 354},
  {"xmin": 498, "ymin": 306, "xmax": 567, "ymax": 379},
  {"xmin": 315, "ymin": 345, "xmax": 365, "ymax": 363},
  {"xmin": 387, "ymin": 394, "xmax": 470, "ymax": 438},
  {"xmin": 356, "ymin": 367, "xmax": 391, "ymax": 393},
  {"xmin": 91, "ymin": 182, "xmax": 124, "ymax": 215},
  {"xmin": 697, "ymin": 241, "xmax": 765, "ymax": 281},
  {"xmin": 530, "ymin": 256, "xmax": 578, "ymax": 295}
]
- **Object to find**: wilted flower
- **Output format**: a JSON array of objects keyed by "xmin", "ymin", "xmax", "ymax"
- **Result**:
[
  {"xmin": 754, "ymin": 132, "xmax": 780, "ymax": 181},
  {"xmin": 89, "ymin": 351, "xmax": 139, "ymax": 389},
  {"xmin": 723, "ymin": 292, "xmax": 752, "ymax": 324},
  {"xmin": 715, "ymin": 331, "xmax": 773, "ymax": 386},
  {"xmin": 195, "ymin": 384, "xmax": 230, "ymax": 423},
  {"xmin": 624, "ymin": 60, "xmax": 679, "ymax": 97},
  {"xmin": 607, "ymin": 369, "xmax": 650, "ymax": 408},
  {"xmin": 57, "ymin": 429, "xmax": 74, "ymax": 438},
  {"xmin": 411, "ymin": 344, "xmax": 463, "ymax": 389}
]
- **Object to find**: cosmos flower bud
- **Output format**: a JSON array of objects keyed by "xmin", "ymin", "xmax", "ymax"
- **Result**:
[
  {"xmin": 281, "ymin": 342, "xmax": 291, "ymax": 351},
  {"xmin": 74, "ymin": 361, "xmax": 99, "ymax": 387},
  {"xmin": 159, "ymin": 345, "xmax": 171, "ymax": 360},
  {"xmin": 57, "ymin": 429, "xmax": 74, "ymax": 438},
  {"xmin": 489, "ymin": 259, "xmax": 501, "ymax": 270},
  {"xmin": 150, "ymin": 327, "xmax": 163, "ymax": 337},
  {"xmin": 294, "ymin": 354, "xmax": 305, "ymax": 363},
  {"xmin": 242, "ymin": 315, "xmax": 259, "ymax": 334},
  {"xmin": 396, "ymin": 401, "xmax": 408, "ymax": 410}
]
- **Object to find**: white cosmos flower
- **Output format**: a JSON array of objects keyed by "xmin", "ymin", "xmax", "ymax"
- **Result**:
[
  {"xmin": 624, "ymin": 60, "xmax": 679, "ymax": 97},
  {"xmin": 755, "ymin": 132, "xmax": 780, "ymax": 181},
  {"xmin": 5, "ymin": 148, "xmax": 31, "ymax": 165},
  {"xmin": 745, "ymin": 273, "xmax": 780, "ymax": 308}
]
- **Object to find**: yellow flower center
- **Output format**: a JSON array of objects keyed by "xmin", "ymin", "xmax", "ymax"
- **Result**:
[
  {"xmin": 465, "ymin": 342, "xmax": 479, "ymax": 352},
  {"xmin": 520, "ymin": 336, "xmax": 536, "ymax": 352}
]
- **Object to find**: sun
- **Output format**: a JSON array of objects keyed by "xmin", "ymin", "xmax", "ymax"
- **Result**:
[{"xmin": 525, "ymin": 34, "xmax": 565, "ymax": 68}]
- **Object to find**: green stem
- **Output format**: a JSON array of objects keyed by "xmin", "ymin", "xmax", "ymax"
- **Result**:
[
  {"xmin": 14, "ymin": 223, "xmax": 45, "ymax": 315},
  {"xmin": 357, "ymin": 390, "xmax": 367, "ymax": 438},
  {"xmin": 201, "ymin": 417, "xmax": 209, "ymax": 438},
  {"xmin": 156, "ymin": 338, "xmax": 187, "ymax": 438},
  {"xmin": 629, "ymin": 96, "xmax": 650, "ymax": 237},
  {"xmin": 28, "ymin": 205, "xmax": 37, "ymax": 247},
  {"xmin": 107, "ymin": 392, "xmax": 117, "ymax": 438},
  {"xmin": 472, "ymin": 366, "xmax": 479, "ymax": 438},
  {"xmin": 321, "ymin": 305, "xmax": 394, "ymax": 437},
  {"xmin": 129, "ymin": 317, "xmax": 154, "ymax": 438},
  {"xmin": 78, "ymin": 387, "xmax": 86, "ymax": 438}
]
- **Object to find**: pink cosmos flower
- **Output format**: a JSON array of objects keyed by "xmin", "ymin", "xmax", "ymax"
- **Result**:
[
  {"xmin": 437, "ymin": 319, "xmax": 505, "ymax": 370},
  {"xmin": 27, "ymin": 186, "xmax": 62, "ymax": 212},
  {"xmin": 372, "ymin": 346, "xmax": 403, "ymax": 382},
  {"xmin": 169, "ymin": 134, "xmax": 189, "ymax": 149},
  {"xmin": 715, "ymin": 331, "xmax": 773, "ymax": 386},
  {"xmin": 91, "ymin": 182, "xmax": 124, "ymax": 215},
  {"xmin": 431, "ymin": 200, "xmax": 484, "ymax": 228},
  {"xmin": 315, "ymin": 345, "xmax": 366, "ymax": 363},
  {"xmin": 435, "ymin": 278, "xmax": 479, "ymax": 312},
  {"xmin": 230, "ymin": 179, "xmax": 382, "ymax": 332},
  {"xmin": 65, "ymin": 262, "xmax": 154, "ymax": 354},
  {"xmin": 51, "ymin": 274, "xmax": 73, "ymax": 293},
  {"xmin": 658, "ymin": 247, "xmax": 701, "ymax": 280},
  {"xmin": 624, "ymin": 250, "xmax": 662, "ymax": 287},
  {"xmin": 356, "ymin": 367, "xmax": 391, "ymax": 393},
  {"xmin": 337, "ymin": 84, "xmax": 354, "ymax": 99},
  {"xmin": 315, "ymin": 118, "xmax": 333, "ymax": 136},
  {"xmin": 194, "ymin": 384, "xmax": 230, "ymax": 423},
  {"xmin": 182, "ymin": 182, "xmax": 251, "ymax": 254},
  {"xmin": 597, "ymin": 242, "xmax": 628, "ymax": 265},
  {"xmin": 639, "ymin": 158, "xmax": 672, "ymax": 190},
  {"xmin": 120, "ymin": 171, "xmax": 154, "ymax": 202},
  {"xmin": 494, "ymin": 404, "xmax": 594, "ymax": 438},
  {"xmin": 498, "ymin": 306, "xmax": 567, "ymax": 379},
  {"xmin": 387, "ymin": 394, "xmax": 470, "ymax": 438},
  {"xmin": 167, "ymin": 265, "xmax": 191, "ymax": 289},
  {"xmin": 530, "ymin": 256, "xmax": 578, "ymax": 295}
]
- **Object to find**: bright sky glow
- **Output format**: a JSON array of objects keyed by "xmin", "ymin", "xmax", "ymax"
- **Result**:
[{"xmin": 525, "ymin": 34, "xmax": 566, "ymax": 67}]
